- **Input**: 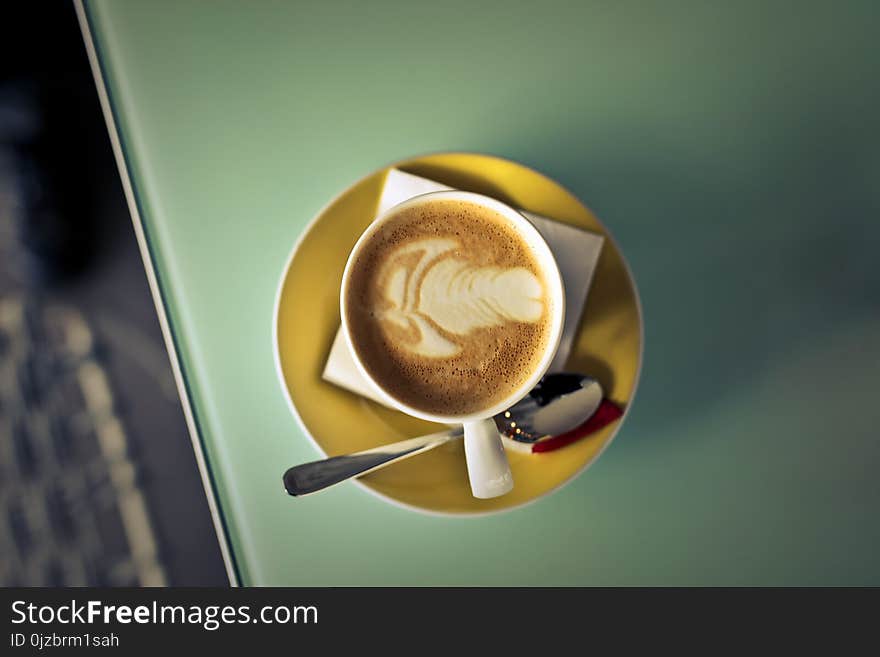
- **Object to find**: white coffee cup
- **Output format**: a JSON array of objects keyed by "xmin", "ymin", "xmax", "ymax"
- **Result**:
[{"xmin": 340, "ymin": 190, "xmax": 565, "ymax": 498}]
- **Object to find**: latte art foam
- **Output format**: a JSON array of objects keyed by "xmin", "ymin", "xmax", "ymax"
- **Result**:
[
  {"xmin": 377, "ymin": 237, "xmax": 545, "ymax": 358},
  {"xmin": 345, "ymin": 199, "xmax": 553, "ymax": 416}
]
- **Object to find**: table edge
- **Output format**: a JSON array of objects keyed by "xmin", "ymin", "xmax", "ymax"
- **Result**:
[{"xmin": 74, "ymin": 0, "xmax": 240, "ymax": 586}]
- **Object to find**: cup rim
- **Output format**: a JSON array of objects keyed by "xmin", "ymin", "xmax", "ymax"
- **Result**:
[{"xmin": 340, "ymin": 189, "xmax": 566, "ymax": 425}]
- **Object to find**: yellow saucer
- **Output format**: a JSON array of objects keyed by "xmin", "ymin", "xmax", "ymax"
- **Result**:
[{"xmin": 274, "ymin": 153, "xmax": 642, "ymax": 515}]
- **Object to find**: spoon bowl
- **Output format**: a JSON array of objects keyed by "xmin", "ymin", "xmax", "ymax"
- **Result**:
[{"xmin": 495, "ymin": 372, "xmax": 603, "ymax": 442}]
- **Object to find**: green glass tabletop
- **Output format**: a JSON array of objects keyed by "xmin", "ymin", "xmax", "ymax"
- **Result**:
[{"xmin": 79, "ymin": 0, "xmax": 880, "ymax": 585}]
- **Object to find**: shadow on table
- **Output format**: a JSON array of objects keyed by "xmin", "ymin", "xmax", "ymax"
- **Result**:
[{"xmin": 498, "ymin": 89, "xmax": 880, "ymax": 445}]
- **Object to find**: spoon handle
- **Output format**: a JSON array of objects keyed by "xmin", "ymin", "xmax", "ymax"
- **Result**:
[{"xmin": 283, "ymin": 429, "xmax": 461, "ymax": 496}]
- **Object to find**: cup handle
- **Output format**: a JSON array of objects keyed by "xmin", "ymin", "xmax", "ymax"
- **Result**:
[{"xmin": 463, "ymin": 419, "xmax": 514, "ymax": 499}]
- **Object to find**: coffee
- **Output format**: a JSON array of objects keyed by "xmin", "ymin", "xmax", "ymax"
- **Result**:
[{"xmin": 344, "ymin": 199, "xmax": 554, "ymax": 416}]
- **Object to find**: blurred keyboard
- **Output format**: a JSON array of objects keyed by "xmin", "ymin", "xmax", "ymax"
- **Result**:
[{"xmin": 0, "ymin": 296, "xmax": 166, "ymax": 586}]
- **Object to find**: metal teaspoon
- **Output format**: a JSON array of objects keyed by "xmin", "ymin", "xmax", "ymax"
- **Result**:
[{"xmin": 283, "ymin": 373, "xmax": 603, "ymax": 496}]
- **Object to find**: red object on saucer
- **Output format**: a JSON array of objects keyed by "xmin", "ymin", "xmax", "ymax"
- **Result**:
[{"xmin": 531, "ymin": 399, "xmax": 623, "ymax": 453}]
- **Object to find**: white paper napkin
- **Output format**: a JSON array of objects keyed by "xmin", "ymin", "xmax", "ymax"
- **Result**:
[{"xmin": 322, "ymin": 169, "xmax": 604, "ymax": 405}]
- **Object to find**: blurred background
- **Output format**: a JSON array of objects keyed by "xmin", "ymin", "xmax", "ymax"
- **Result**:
[{"xmin": 0, "ymin": 3, "xmax": 226, "ymax": 585}]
